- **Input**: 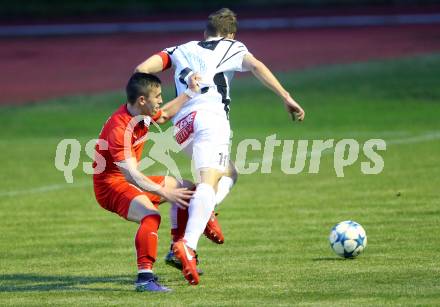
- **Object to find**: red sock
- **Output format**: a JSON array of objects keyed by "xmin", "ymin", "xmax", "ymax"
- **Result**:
[
  {"xmin": 171, "ymin": 208, "xmax": 188, "ymax": 243},
  {"xmin": 135, "ymin": 214, "xmax": 161, "ymax": 271}
]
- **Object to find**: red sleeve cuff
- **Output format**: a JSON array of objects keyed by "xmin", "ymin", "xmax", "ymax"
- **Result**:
[
  {"xmin": 152, "ymin": 109, "xmax": 163, "ymax": 122},
  {"xmin": 156, "ymin": 51, "xmax": 172, "ymax": 71}
]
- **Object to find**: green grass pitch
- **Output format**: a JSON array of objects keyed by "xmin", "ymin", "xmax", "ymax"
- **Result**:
[{"xmin": 0, "ymin": 54, "xmax": 439, "ymax": 306}]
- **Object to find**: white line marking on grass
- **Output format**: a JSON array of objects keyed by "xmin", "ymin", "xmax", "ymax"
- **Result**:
[
  {"xmin": 0, "ymin": 181, "xmax": 89, "ymax": 197},
  {"xmin": 387, "ymin": 131, "xmax": 440, "ymax": 145},
  {"xmin": 248, "ymin": 130, "xmax": 440, "ymax": 163}
]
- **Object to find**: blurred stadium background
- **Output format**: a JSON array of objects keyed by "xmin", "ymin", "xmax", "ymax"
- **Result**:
[
  {"xmin": 1, "ymin": 0, "xmax": 439, "ymax": 20},
  {"xmin": 1, "ymin": 0, "xmax": 439, "ymax": 105}
]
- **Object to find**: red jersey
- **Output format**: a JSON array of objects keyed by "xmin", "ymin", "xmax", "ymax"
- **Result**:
[{"xmin": 93, "ymin": 104, "xmax": 162, "ymax": 204}]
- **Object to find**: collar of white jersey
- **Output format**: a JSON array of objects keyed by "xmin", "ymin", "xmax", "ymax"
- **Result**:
[{"xmin": 205, "ymin": 36, "xmax": 225, "ymax": 41}]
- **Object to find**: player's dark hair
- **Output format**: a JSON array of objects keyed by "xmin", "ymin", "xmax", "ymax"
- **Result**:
[
  {"xmin": 126, "ymin": 72, "xmax": 161, "ymax": 104},
  {"xmin": 205, "ymin": 8, "xmax": 238, "ymax": 37}
]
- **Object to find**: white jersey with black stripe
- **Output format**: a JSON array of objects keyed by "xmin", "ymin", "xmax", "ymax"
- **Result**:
[{"xmin": 164, "ymin": 37, "xmax": 251, "ymax": 123}]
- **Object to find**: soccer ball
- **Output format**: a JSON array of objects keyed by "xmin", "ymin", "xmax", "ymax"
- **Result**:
[{"xmin": 329, "ymin": 220, "xmax": 367, "ymax": 258}]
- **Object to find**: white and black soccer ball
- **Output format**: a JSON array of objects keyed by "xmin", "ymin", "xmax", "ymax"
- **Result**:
[{"xmin": 329, "ymin": 221, "xmax": 367, "ymax": 258}]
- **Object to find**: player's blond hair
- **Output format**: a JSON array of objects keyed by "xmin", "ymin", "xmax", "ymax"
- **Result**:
[{"xmin": 205, "ymin": 8, "xmax": 238, "ymax": 37}]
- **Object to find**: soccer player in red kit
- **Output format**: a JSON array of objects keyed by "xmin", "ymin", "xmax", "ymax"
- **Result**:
[{"xmin": 93, "ymin": 72, "xmax": 200, "ymax": 292}]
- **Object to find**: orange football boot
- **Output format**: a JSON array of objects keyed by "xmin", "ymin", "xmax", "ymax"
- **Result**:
[
  {"xmin": 204, "ymin": 211, "xmax": 224, "ymax": 244},
  {"xmin": 172, "ymin": 240, "xmax": 200, "ymax": 285}
]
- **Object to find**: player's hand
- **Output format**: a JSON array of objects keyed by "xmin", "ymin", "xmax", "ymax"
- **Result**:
[
  {"xmin": 283, "ymin": 94, "xmax": 305, "ymax": 122},
  {"xmin": 188, "ymin": 73, "xmax": 202, "ymax": 93},
  {"xmin": 159, "ymin": 186, "xmax": 194, "ymax": 209}
]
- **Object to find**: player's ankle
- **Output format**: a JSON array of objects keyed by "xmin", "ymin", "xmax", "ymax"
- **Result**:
[{"xmin": 137, "ymin": 272, "xmax": 155, "ymax": 282}]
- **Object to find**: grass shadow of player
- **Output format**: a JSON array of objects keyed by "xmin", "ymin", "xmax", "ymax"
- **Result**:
[
  {"xmin": 0, "ymin": 273, "xmax": 135, "ymax": 292},
  {"xmin": 0, "ymin": 272, "xmax": 184, "ymax": 292},
  {"xmin": 311, "ymin": 257, "xmax": 348, "ymax": 261}
]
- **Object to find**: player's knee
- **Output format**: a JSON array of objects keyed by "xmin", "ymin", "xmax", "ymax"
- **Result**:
[
  {"xmin": 137, "ymin": 209, "xmax": 160, "ymax": 224},
  {"xmin": 198, "ymin": 168, "xmax": 222, "ymax": 186},
  {"xmin": 128, "ymin": 196, "xmax": 160, "ymax": 223}
]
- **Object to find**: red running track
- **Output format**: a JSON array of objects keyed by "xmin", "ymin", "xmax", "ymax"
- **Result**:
[{"xmin": 0, "ymin": 24, "xmax": 439, "ymax": 105}]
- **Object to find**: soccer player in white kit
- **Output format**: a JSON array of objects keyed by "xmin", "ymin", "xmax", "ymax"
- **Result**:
[{"xmin": 136, "ymin": 8, "xmax": 305, "ymax": 285}]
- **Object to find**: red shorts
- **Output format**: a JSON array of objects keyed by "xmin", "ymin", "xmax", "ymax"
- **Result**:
[{"xmin": 93, "ymin": 176, "xmax": 165, "ymax": 219}]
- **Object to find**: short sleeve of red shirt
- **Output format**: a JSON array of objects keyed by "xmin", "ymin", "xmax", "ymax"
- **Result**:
[
  {"xmin": 108, "ymin": 126, "xmax": 130, "ymax": 162},
  {"xmin": 156, "ymin": 51, "xmax": 172, "ymax": 71},
  {"xmin": 152, "ymin": 109, "xmax": 163, "ymax": 122}
]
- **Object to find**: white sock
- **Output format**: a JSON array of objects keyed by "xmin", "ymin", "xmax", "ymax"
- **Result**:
[
  {"xmin": 215, "ymin": 176, "xmax": 234, "ymax": 205},
  {"xmin": 138, "ymin": 269, "xmax": 153, "ymax": 274},
  {"xmin": 184, "ymin": 183, "xmax": 216, "ymax": 250}
]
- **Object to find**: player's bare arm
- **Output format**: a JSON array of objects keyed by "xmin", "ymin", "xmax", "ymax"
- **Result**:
[
  {"xmin": 155, "ymin": 74, "xmax": 202, "ymax": 124},
  {"xmin": 242, "ymin": 53, "xmax": 305, "ymax": 121},
  {"xmin": 135, "ymin": 54, "xmax": 163, "ymax": 74},
  {"xmin": 116, "ymin": 157, "xmax": 194, "ymax": 208}
]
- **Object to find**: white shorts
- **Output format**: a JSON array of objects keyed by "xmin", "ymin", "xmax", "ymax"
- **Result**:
[{"xmin": 174, "ymin": 110, "xmax": 230, "ymax": 172}]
